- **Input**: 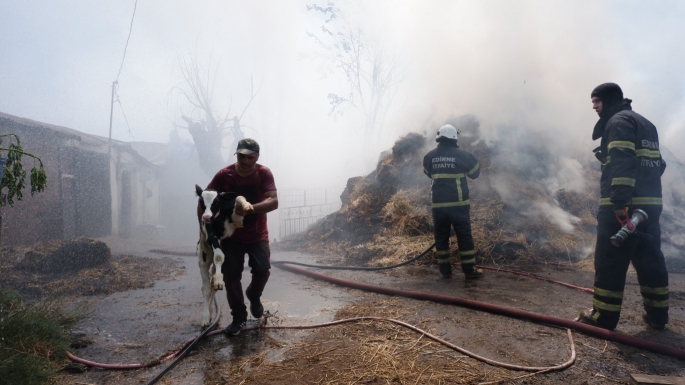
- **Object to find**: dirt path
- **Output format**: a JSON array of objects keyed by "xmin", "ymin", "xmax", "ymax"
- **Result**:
[{"xmin": 59, "ymin": 237, "xmax": 685, "ymax": 384}]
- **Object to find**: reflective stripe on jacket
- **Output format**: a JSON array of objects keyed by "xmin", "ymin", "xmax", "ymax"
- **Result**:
[{"xmin": 423, "ymin": 142, "xmax": 480, "ymax": 209}]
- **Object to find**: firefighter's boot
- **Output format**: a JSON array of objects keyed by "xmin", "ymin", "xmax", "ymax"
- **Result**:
[
  {"xmin": 438, "ymin": 261, "xmax": 452, "ymax": 278},
  {"xmin": 464, "ymin": 267, "xmax": 484, "ymax": 279}
]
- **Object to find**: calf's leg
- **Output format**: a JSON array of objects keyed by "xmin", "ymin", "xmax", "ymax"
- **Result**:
[
  {"xmin": 208, "ymin": 235, "xmax": 225, "ymax": 291},
  {"xmin": 198, "ymin": 242, "xmax": 214, "ymax": 330}
]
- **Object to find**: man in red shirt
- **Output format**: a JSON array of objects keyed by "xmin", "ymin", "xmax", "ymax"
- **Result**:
[{"xmin": 206, "ymin": 138, "xmax": 278, "ymax": 335}]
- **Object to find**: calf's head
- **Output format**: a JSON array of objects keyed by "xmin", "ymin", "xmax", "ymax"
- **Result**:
[{"xmin": 195, "ymin": 184, "xmax": 238, "ymax": 223}]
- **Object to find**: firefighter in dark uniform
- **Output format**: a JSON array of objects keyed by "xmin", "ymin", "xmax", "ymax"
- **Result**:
[
  {"xmin": 423, "ymin": 124, "xmax": 483, "ymax": 279},
  {"xmin": 579, "ymin": 83, "xmax": 669, "ymax": 330}
]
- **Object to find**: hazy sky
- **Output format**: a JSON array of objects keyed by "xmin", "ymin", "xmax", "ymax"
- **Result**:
[{"xmin": 2, "ymin": 0, "xmax": 685, "ymax": 189}]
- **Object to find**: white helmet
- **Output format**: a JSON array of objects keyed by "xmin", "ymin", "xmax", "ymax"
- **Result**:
[{"xmin": 436, "ymin": 124, "xmax": 458, "ymax": 141}]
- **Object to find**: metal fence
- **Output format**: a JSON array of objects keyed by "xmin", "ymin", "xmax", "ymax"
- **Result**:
[{"xmin": 278, "ymin": 187, "xmax": 343, "ymax": 239}]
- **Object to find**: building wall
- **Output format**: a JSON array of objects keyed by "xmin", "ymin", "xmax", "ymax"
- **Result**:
[
  {"xmin": 1, "ymin": 113, "xmax": 160, "ymax": 246},
  {"xmin": 0, "ymin": 119, "xmax": 67, "ymax": 246},
  {"xmin": 110, "ymin": 149, "xmax": 161, "ymax": 238},
  {"xmin": 69, "ymin": 146, "xmax": 111, "ymax": 237}
]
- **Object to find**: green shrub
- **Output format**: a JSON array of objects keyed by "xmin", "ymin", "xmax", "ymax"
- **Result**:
[{"xmin": 0, "ymin": 290, "xmax": 86, "ymax": 385}]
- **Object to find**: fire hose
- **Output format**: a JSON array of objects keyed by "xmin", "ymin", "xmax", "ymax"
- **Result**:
[
  {"xmin": 272, "ymin": 261, "xmax": 685, "ymax": 359},
  {"xmin": 69, "ymin": 315, "xmax": 576, "ymax": 385},
  {"xmin": 67, "ymin": 315, "xmax": 576, "ymax": 378},
  {"xmin": 67, "ymin": 295, "xmax": 221, "ymax": 385},
  {"xmin": 65, "ymin": 245, "xmax": 685, "ymax": 384}
]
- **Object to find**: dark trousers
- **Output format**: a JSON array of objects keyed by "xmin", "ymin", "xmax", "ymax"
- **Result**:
[
  {"xmin": 592, "ymin": 207, "xmax": 669, "ymax": 329},
  {"xmin": 432, "ymin": 206, "xmax": 476, "ymax": 272},
  {"xmin": 220, "ymin": 239, "xmax": 271, "ymax": 321}
]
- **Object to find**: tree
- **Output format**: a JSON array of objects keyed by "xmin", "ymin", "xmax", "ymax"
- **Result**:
[
  {"xmin": 306, "ymin": 2, "xmax": 404, "ymax": 158},
  {"xmin": 0, "ymin": 134, "xmax": 47, "ymax": 207},
  {"xmin": 174, "ymin": 54, "xmax": 262, "ymax": 177}
]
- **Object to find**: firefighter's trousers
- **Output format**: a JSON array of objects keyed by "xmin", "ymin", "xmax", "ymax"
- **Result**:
[
  {"xmin": 592, "ymin": 207, "xmax": 669, "ymax": 329},
  {"xmin": 432, "ymin": 206, "xmax": 476, "ymax": 272}
]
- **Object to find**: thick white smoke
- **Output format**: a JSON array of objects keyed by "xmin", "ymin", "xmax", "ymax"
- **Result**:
[{"xmin": 2, "ymin": 0, "xmax": 684, "ymax": 241}]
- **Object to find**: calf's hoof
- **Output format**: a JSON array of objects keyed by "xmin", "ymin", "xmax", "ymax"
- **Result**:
[
  {"xmin": 200, "ymin": 318, "xmax": 211, "ymax": 330},
  {"xmin": 210, "ymin": 277, "xmax": 224, "ymax": 291}
]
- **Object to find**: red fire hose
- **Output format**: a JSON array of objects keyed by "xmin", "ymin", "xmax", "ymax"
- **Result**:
[
  {"xmin": 145, "ymin": 247, "xmax": 680, "ymax": 358},
  {"xmin": 272, "ymin": 262, "xmax": 685, "ymax": 359},
  {"xmin": 68, "ymin": 316, "xmax": 576, "ymax": 374},
  {"xmin": 456, "ymin": 263, "xmax": 594, "ymax": 293}
]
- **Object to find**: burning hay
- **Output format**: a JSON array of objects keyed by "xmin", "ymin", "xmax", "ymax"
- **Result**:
[{"xmin": 282, "ymin": 122, "xmax": 602, "ymax": 268}]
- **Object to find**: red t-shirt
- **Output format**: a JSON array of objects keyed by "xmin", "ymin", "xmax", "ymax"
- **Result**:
[{"xmin": 206, "ymin": 163, "xmax": 277, "ymax": 243}]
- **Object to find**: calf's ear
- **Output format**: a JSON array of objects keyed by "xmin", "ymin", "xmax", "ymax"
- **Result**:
[{"xmin": 195, "ymin": 184, "xmax": 204, "ymax": 197}]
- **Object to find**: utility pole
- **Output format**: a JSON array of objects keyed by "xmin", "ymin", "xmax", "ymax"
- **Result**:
[
  {"xmin": 108, "ymin": 80, "xmax": 117, "ymax": 238},
  {"xmin": 108, "ymin": 80, "xmax": 117, "ymax": 156}
]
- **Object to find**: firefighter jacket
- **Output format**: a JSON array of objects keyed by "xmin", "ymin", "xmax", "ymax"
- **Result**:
[
  {"xmin": 593, "ymin": 99, "xmax": 666, "ymax": 211},
  {"xmin": 423, "ymin": 141, "xmax": 480, "ymax": 209}
]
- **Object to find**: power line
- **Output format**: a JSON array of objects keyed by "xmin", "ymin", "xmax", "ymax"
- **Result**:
[
  {"xmin": 115, "ymin": 0, "xmax": 138, "ymax": 82},
  {"xmin": 109, "ymin": 0, "xmax": 138, "ymax": 145},
  {"xmin": 115, "ymin": 87, "xmax": 136, "ymax": 141}
]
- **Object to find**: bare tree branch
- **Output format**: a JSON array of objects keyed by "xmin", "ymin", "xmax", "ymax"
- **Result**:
[
  {"xmin": 306, "ymin": 2, "xmax": 404, "ymax": 146},
  {"xmin": 173, "ymin": 53, "xmax": 262, "ymax": 176},
  {"xmin": 239, "ymin": 74, "xmax": 264, "ymax": 122}
]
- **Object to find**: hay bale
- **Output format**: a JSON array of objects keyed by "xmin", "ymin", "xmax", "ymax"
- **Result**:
[
  {"xmin": 340, "ymin": 176, "xmax": 364, "ymax": 206},
  {"xmin": 16, "ymin": 237, "xmax": 110, "ymax": 274},
  {"xmin": 376, "ymin": 132, "xmax": 427, "ymax": 189},
  {"xmin": 285, "ymin": 124, "xmax": 640, "ymax": 267}
]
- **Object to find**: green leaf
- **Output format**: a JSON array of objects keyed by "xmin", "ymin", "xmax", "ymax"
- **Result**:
[{"xmin": 0, "ymin": 134, "xmax": 47, "ymax": 207}]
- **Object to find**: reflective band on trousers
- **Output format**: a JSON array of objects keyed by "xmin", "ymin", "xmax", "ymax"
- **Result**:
[
  {"xmin": 459, "ymin": 250, "xmax": 475, "ymax": 256},
  {"xmin": 432, "ymin": 200, "xmax": 470, "ymax": 208},
  {"xmin": 593, "ymin": 298, "xmax": 621, "ymax": 312},
  {"xmin": 608, "ymin": 140, "xmax": 635, "ymax": 151},
  {"xmin": 461, "ymin": 258, "xmax": 476, "ymax": 265},
  {"xmin": 640, "ymin": 286, "xmax": 669, "ymax": 295},
  {"xmin": 431, "ymin": 173, "xmax": 465, "ymax": 179},
  {"xmin": 635, "ymin": 149, "xmax": 661, "ymax": 158},
  {"xmin": 594, "ymin": 286, "xmax": 623, "ymax": 299},
  {"xmin": 611, "ymin": 177, "xmax": 636, "ymax": 187},
  {"xmin": 599, "ymin": 197, "xmax": 663, "ymax": 206},
  {"xmin": 643, "ymin": 298, "xmax": 669, "ymax": 308}
]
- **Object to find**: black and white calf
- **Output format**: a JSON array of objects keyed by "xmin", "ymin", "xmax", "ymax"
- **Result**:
[{"xmin": 195, "ymin": 184, "xmax": 253, "ymax": 330}]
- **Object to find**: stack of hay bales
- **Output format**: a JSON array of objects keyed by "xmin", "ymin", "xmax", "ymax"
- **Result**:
[{"xmin": 283, "ymin": 121, "xmax": 612, "ymax": 268}]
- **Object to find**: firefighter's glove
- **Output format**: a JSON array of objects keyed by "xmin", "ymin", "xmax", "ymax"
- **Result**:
[
  {"xmin": 593, "ymin": 146, "xmax": 606, "ymax": 163},
  {"xmin": 614, "ymin": 207, "xmax": 629, "ymax": 224}
]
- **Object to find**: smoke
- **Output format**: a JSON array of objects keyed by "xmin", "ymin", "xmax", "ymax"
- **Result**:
[
  {"xmin": 2, "ymin": 1, "xmax": 685, "ymax": 241},
  {"xmin": 490, "ymin": 171, "xmax": 581, "ymax": 234},
  {"xmin": 348, "ymin": 1, "xmax": 685, "ymax": 235},
  {"xmin": 660, "ymin": 148, "xmax": 685, "ymax": 254},
  {"xmin": 345, "ymin": 1, "xmax": 685, "ymax": 172}
]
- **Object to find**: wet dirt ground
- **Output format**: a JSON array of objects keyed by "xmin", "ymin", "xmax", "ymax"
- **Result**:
[{"xmin": 57, "ymin": 236, "xmax": 685, "ymax": 385}]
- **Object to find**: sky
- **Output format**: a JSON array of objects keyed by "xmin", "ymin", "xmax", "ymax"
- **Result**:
[{"xmin": 2, "ymin": 0, "xmax": 685, "ymax": 193}]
